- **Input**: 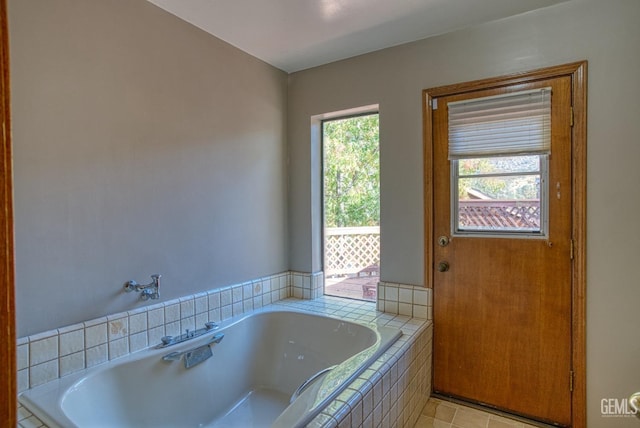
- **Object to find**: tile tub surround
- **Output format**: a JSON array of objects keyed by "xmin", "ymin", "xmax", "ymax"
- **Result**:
[
  {"xmin": 377, "ymin": 281, "xmax": 432, "ymax": 320},
  {"xmin": 16, "ymin": 270, "xmax": 432, "ymax": 393},
  {"xmin": 17, "ymin": 401, "xmax": 45, "ymax": 428},
  {"xmin": 291, "ymin": 270, "xmax": 325, "ymax": 299},
  {"xmin": 291, "ymin": 272, "xmax": 434, "ymax": 321},
  {"xmin": 18, "ymin": 292, "xmax": 432, "ymax": 428},
  {"xmin": 17, "ymin": 271, "xmax": 291, "ymax": 393}
]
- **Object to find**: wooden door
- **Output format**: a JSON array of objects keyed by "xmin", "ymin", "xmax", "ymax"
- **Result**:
[{"xmin": 432, "ymin": 76, "xmax": 573, "ymax": 426}]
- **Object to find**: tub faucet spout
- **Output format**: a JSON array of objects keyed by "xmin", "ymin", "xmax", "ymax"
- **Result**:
[{"xmin": 162, "ymin": 333, "xmax": 225, "ymax": 368}]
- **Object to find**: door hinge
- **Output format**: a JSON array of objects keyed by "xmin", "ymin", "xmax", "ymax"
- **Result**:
[
  {"xmin": 570, "ymin": 239, "xmax": 575, "ymax": 260},
  {"xmin": 570, "ymin": 370, "xmax": 574, "ymax": 392},
  {"xmin": 432, "ymin": 98, "xmax": 438, "ymax": 110},
  {"xmin": 570, "ymin": 106, "xmax": 574, "ymax": 127}
]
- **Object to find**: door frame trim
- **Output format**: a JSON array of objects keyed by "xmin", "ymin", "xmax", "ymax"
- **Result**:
[
  {"xmin": 1, "ymin": 0, "xmax": 17, "ymax": 425},
  {"xmin": 422, "ymin": 61, "xmax": 587, "ymax": 427}
]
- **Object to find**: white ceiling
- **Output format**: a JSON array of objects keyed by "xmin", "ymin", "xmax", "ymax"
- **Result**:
[{"xmin": 147, "ymin": 0, "xmax": 570, "ymax": 73}]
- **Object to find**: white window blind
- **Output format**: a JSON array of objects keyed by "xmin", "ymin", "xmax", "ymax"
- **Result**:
[{"xmin": 448, "ymin": 88, "xmax": 551, "ymax": 159}]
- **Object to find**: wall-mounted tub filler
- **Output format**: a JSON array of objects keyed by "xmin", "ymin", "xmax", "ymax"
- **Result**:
[{"xmin": 123, "ymin": 274, "xmax": 161, "ymax": 301}]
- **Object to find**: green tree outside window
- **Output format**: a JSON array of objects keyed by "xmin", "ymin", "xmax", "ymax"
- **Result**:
[{"xmin": 323, "ymin": 114, "xmax": 380, "ymax": 228}]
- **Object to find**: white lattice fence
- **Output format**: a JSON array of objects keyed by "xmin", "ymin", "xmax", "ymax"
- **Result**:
[{"xmin": 325, "ymin": 226, "xmax": 380, "ymax": 276}]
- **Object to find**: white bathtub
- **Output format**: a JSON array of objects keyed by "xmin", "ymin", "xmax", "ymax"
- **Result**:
[{"xmin": 20, "ymin": 308, "xmax": 402, "ymax": 427}]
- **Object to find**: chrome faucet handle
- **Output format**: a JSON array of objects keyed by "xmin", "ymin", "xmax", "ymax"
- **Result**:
[
  {"xmin": 205, "ymin": 322, "xmax": 218, "ymax": 330},
  {"xmin": 123, "ymin": 280, "xmax": 138, "ymax": 292},
  {"xmin": 141, "ymin": 289, "xmax": 157, "ymax": 300}
]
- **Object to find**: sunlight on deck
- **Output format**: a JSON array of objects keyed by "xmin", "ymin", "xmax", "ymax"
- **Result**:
[{"xmin": 324, "ymin": 274, "xmax": 378, "ymax": 302}]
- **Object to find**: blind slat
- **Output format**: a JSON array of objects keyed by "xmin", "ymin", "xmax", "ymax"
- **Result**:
[{"xmin": 448, "ymin": 88, "xmax": 551, "ymax": 159}]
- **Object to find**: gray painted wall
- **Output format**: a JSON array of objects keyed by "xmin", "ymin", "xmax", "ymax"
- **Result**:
[
  {"xmin": 9, "ymin": 0, "xmax": 289, "ymax": 336},
  {"xmin": 287, "ymin": 0, "xmax": 640, "ymax": 426}
]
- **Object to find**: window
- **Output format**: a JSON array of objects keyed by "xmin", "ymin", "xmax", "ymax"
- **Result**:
[
  {"xmin": 322, "ymin": 113, "xmax": 380, "ymax": 301},
  {"xmin": 448, "ymin": 88, "xmax": 551, "ymax": 237}
]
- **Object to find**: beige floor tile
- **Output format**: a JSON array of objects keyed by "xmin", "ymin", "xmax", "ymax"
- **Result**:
[
  {"xmin": 487, "ymin": 418, "xmax": 519, "ymax": 428},
  {"xmin": 434, "ymin": 402, "xmax": 457, "ymax": 423},
  {"xmin": 420, "ymin": 397, "xmax": 458, "ymax": 423},
  {"xmin": 489, "ymin": 412, "xmax": 540, "ymax": 428},
  {"xmin": 420, "ymin": 398, "xmax": 545, "ymax": 428},
  {"xmin": 415, "ymin": 415, "xmax": 452, "ymax": 428},
  {"xmin": 422, "ymin": 400, "xmax": 439, "ymax": 417},
  {"xmin": 414, "ymin": 415, "xmax": 433, "ymax": 428},
  {"xmin": 452, "ymin": 408, "xmax": 490, "ymax": 428}
]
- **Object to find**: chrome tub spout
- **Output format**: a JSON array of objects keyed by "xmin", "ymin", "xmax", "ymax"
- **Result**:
[{"xmin": 162, "ymin": 333, "xmax": 225, "ymax": 368}]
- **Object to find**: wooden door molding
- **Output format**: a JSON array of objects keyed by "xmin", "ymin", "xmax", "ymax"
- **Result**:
[
  {"xmin": 0, "ymin": 0, "xmax": 17, "ymax": 425},
  {"xmin": 423, "ymin": 61, "xmax": 587, "ymax": 427}
]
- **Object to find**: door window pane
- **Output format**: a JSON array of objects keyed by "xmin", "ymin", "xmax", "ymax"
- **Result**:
[{"xmin": 454, "ymin": 155, "xmax": 546, "ymax": 236}]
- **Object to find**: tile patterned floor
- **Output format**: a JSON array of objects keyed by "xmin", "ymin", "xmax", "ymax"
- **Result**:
[{"xmin": 415, "ymin": 398, "xmax": 540, "ymax": 428}]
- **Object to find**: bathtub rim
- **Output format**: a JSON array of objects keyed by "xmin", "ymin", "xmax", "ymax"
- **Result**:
[
  {"xmin": 272, "ymin": 312, "xmax": 402, "ymax": 428},
  {"xmin": 19, "ymin": 306, "xmax": 402, "ymax": 428}
]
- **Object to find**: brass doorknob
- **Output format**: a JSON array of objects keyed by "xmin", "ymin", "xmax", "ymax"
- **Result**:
[{"xmin": 437, "ymin": 261, "xmax": 450, "ymax": 272}]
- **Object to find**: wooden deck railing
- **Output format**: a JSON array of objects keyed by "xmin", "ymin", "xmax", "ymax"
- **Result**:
[{"xmin": 324, "ymin": 226, "xmax": 380, "ymax": 277}]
